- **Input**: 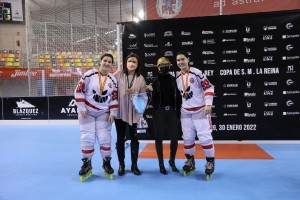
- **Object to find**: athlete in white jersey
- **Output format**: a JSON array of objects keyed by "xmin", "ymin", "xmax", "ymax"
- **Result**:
[
  {"xmin": 175, "ymin": 51, "xmax": 215, "ymax": 180},
  {"xmin": 74, "ymin": 53, "xmax": 118, "ymax": 181}
]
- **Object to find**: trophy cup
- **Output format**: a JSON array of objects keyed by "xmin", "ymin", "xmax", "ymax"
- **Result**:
[{"xmin": 132, "ymin": 93, "xmax": 148, "ymax": 134}]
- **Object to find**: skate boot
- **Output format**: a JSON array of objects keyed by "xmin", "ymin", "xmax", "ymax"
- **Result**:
[
  {"xmin": 79, "ymin": 158, "xmax": 93, "ymax": 182},
  {"xmin": 159, "ymin": 161, "xmax": 167, "ymax": 175},
  {"xmin": 169, "ymin": 159, "xmax": 179, "ymax": 173},
  {"xmin": 205, "ymin": 157, "xmax": 215, "ymax": 181},
  {"xmin": 183, "ymin": 154, "xmax": 196, "ymax": 176},
  {"xmin": 103, "ymin": 157, "xmax": 114, "ymax": 180}
]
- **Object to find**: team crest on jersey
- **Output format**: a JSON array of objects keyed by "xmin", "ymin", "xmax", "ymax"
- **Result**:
[
  {"xmin": 108, "ymin": 83, "xmax": 112, "ymax": 88},
  {"xmin": 190, "ymin": 78, "xmax": 194, "ymax": 84},
  {"xmin": 156, "ymin": 0, "xmax": 182, "ymax": 19}
]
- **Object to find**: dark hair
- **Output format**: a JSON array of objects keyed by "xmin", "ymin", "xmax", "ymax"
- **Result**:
[
  {"xmin": 123, "ymin": 53, "xmax": 141, "ymax": 76},
  {"xmin": 100, "ymin": 53, "xmax": 114, "ymax": 63},
  {"xmin": 176, "ymin": 51, "xmax": 189, "ymax": 59}
]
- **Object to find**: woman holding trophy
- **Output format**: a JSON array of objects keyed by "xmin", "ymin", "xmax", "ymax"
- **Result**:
[
  {"xmin": 114, "ymin": 53, "xmax": 147, "ymax": 176},
  {"xmin": 146, "ymin": 57, "xmax": 182, "ymax": 175}
]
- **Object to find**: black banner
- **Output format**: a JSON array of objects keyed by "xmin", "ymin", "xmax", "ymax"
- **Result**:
[
  {"xmin": 122, "ymin": 10, "xmax": 300, "ymax": 140},
  {"xmin": 0, "ymin": 98, "xmax": 2, "ymax": 120},
  {"xmin": 2, "ymin": 97, "xmax": 48, "ymax": 120},
  {"xmin": 49, "ymin": 96, "xmax": 78, "ymax": 119}
]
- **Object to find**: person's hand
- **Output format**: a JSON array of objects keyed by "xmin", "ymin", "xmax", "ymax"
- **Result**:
[
  {"xmin": 81, "ymin": 110, "xmax": 88, "ymax": 118},
  {"xmin": 146, "ymin": 83, "xmax": 153, "ymax": 92},
  {"xmin": 204, "ymin": 105, "xmax": 212, "ymax": 115},
  {"xmin": 126, "ymin": 89, "xmax": 137, "ymax": 94},
  {"xmin": 108, "ymin": 115, "xmax": 115, "ymax": 123}
]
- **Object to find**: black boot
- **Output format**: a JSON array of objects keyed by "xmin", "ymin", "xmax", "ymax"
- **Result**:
[
  {"xmin": 103, "ymin": 157, "xmax": 114, "ymax": 175},
  {"xmin": 116, "ymin": 142, "xmax": 125, "ymax": 176},
  {"xmin": 131, "ymin": 141, "xmax": 141, "ymax": 175},
  {"xmin": 159, "ymin": 161, "xmax": 167, "ymax": 175},
  {"xmin": 169, "ymin": 159, "xmax": 179, "ymax": 173}
]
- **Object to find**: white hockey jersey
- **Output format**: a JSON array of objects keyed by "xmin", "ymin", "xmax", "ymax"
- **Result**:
[
  {"xmin": 74, "ymin": 68, "xmax": 118, "ymax": 117},
  {"xmin": 176, "ymin": 67, "xmax": 214, "ymax": 113}
]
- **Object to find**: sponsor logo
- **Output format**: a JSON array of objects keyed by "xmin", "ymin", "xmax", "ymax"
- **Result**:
[
  {"xmin": 61, "ymin": 99, "xmax": 78, "ymax": 116},
  {"xmin": 283, "ymin": 91, "xmax": 300, "ymax": 95},
  {"xmin": 223, "ymin": 84, "xmax": 238, "ymax": 88},
  {"xmin": 203, "ymin": 60, "xmax": 216, "ymax": 65},
  {"xmin": 264, "ymin": 47, "xmax": 277, "ymax": 52},
  {"xmin": 245, "ymin": 26, "xmax": 251, "ymax": 33},
  {"xmin": 282, "ymin": 34, "xmax": 299, "ymax": 39},
  {"xmin": 223, "ymin": 93, "xmax": 237, "ymax": 96},
  {"xmin": 144, "ymin": 43, "xmax": 158, "ymax": 48},
  {"xmin": 145, "ymin": 63, "xmax": 155, "ymax": 68},
  {"xmin": 222, "ymin": 39, "xmax": 236, "ymax": 42},
  {"xmin": 286, "ymin": 44, "xmax": 293, "ymax": 51},
  {"xmin": 202, "ymin": 30, "xmax": 214, "ymax": 34},
  {"xmin": 286, "ymin": 100, "xmax": 294, "ymax": 106},
  {"xmin": 244, "ymin": 92, "xmax": 256, "ymax": 97},
  {"xmin": 202, "ymin": 51, "xmax": 214, "ymax": 55},
  {"xmin": 144, "ymin": 53, "xmax": 156, "ymax": 57},
  {"xmin": 286, "ymin": 23, "xmax": 294, "ymax": 29},
  {"xmin": 147, "ymin": 72, "xmax": 153, "ymax": 77},
  {"xmin": 246, "ymin": 101, "xmax": 252, "ymax": 108},
  {"xmin": 286, "ymin": 79, "xmax": 294, "ymax": 86},
  {"xmin": 164, "ymin": 51, "xmax": 173, "ymax": 56},
  {"xmin": 264, "ymin": 90, "xmax": 274, "ymax": 95},
  {"xmin": 264, "ymin": 102, "xmax": 278, "ymax": 107},
  {"xmin": 222, "ymin": 59, "xmax": 236, "ymax": 63},
  {"xmin": 223, "ymin": 113, "xmax": 238, "ymax": 116},
  {"xmin": 11, "ymin": 70, "xmax": 38, "ymax": 78},
  {"xmin": 127, "ymin": 43, "xmax": 138, "ymax": 49},
  {"xmin": 264, "ymin": 81, "xmax": 277, "ymax": 86},
  {"xmin": 246, "ymin": 81, "xmax": 251, "ymax": 88},
  {"xmin": 164, "ymin": 31, "xmax": 173, "ymax": 36},
  {"xmin": 165, "ymin": 42, "xmax": 172, "ymax": 46},
  {"xmin": 222, "ymin": 29, "xmax": 237, "ymax": 33},
  {"xmin": 244, "ymin": 59, "xmax": 255, "ymax": 63},
  {"xmin": 245, "ymin": 46, "xmax": 251, "ymax": 54},
  {"xmin": 263, "ymin": 26, "xmax": 277, "ymax": 31},
  {"xmin": 264, "ymin": 111, "xmax": 274, "ymax": 116},
  {"xmin": 182, "ymin": 41, "xmax": 193, "ymax": 45},
  {"xmin": 13, "ymin": 99, "xmax": 39, "ymax": 116},
  {"xmin": 282, "ymin": 56, "xmax": 300, "ymax": 60},
  {"xmin": 222, "ymin": 50, "xmax": 237, "ymax": 54},
  {"xmin": 202, "ymin": 39, "xmax": 215, "ymax": 44},
  {"xmin": 286, "ymin": 65, "xmax": 296, "ymax": 73},
  {"xmin": 243, "ymin": 38, "xmax": 255, "ymax": 42},
  {"xmin": 156, "ymin": 0, "xmax": 182, "ymax": 19},
  {"xmin": 144, "ymin": 33, "xmax": 155, "ymax": 37},
  {"xmin": 263, "ymin": 35, "xmax": 273, "ymax": 40},
  {"xmin": 181, "ymin": 31, "xmax": 191, "ymax": 35},
  {"xmin": 244, "ymin": 113, "xmax": 256, "ymax": 117},
  {"xmin": 263, "ymin": 56, "xmax": 273, "ymax": 62},
  {"xmin": 283, "ymin": 112, "xmax": 299, "ymax": 116},
  {"xmin": 223, "ymin": 104, "xmax": 238, "ymax": 108}
]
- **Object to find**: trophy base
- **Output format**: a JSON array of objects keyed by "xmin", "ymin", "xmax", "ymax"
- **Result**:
[{"xmin": 136, "ymin": 128, "xmax": 148, "ymax": 134}]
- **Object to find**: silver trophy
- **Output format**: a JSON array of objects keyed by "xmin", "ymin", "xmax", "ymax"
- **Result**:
[{"xmin": 132, "ymin": 93, "xmax": 148, "ymax": 134}]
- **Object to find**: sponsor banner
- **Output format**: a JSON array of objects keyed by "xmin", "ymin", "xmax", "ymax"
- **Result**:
[
  {"xmin": 49, "ymin": 96, "xmax": 78, "ymax": 119},
  {"xmin": 3, "ymin": 97, "xmax": 48, "ymax": 120},
  {"xmin": 0, "ymin": 68, "xmax": 86, "ymax": 79},
  {"xmin": 123, "ymin": 10, "xmax": 300, "ymax": 140}
]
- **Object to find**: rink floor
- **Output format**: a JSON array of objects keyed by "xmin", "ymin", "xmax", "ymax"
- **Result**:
[{"xmin": 0, "ymin": 122, "xmax": 299, "ymax": 200}]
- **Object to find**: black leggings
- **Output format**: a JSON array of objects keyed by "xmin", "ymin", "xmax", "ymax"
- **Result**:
[
  {"xmin": 115, "ymin": 119, "xmax": 138, "ymax": 144},
  {"xmin": 152, "ymin": 109, "xmax": 180, "ymax": 163}
]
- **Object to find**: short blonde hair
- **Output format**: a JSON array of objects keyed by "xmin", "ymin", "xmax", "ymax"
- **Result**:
[{"xmin": 157, "ymin": 57, "xmax": 170, "ymax": 66}]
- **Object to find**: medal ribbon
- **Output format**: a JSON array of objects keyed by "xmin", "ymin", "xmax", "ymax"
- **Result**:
[
  {"xmin": 180, "ymin": 67, "xmax": 190, "ymax": 98},
  {"xmin": 98, "ymin": 69, "xmax": 108, "ymax": 95}
]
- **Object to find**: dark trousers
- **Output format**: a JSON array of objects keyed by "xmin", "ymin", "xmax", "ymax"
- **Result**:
[
  {"xmin": 115, "ymin": 119, "xmax": 139, "ymax": 165},
  {"xmin": 152, "ymin": 109, "xmax": 180, "ymax": 163}
]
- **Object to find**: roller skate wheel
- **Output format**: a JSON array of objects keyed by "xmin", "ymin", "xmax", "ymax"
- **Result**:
[
  {"xmin": 79, "ymin": 170, "xmax": 93, "ymax": 182},
  {"xmin": 206, "ymin": 174, "xmax": 211, "ymax": 181},
  {"xmin": 183, "ymin": 171, "xmax": 188, "ymax": 176},
  {"xmin": 108, "ymin": 174, "xmax": 113, "ymax": 180}
]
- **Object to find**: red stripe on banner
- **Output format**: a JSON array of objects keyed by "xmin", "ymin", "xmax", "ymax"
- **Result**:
[
  {"xmin": 184, "ymin": 144, "xmax": 195, "ymax": 149},
  {"xmin": 202, "ymin": 144, "xmax": 214, "ymax": 149},
  {"xmin": 205, "ymin": 92, "xmax": 214, "ymax": 96},
  {"xmin": 82, "ymin": 149, "xmax": 94, "ymax": 154},
  {"xmin": 85, "ymin": 100, "xmax": 101, "ymax": 110},
  {"xmin": 183, "ymin": 105, "xmax": 205, "ymax": 111},
  {"xmin": 75, "ymin": 98, "xmax": 85, "ymax": 102},
  {"xmin": 109, "ymin": 105, "xmax": 118, "ymax": 109},
  {"xmin": 100, "ymin": 146, "xmax": 111, "ymax": 151}
]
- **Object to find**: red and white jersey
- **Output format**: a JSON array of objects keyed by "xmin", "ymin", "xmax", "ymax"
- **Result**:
[
  {"xmin": 176, "ymin": 67, "xmax": 214, "ymax": 113},
  {"xmin": 74, "ymin": 68, "xmax": 118, "ymax": 117}
]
